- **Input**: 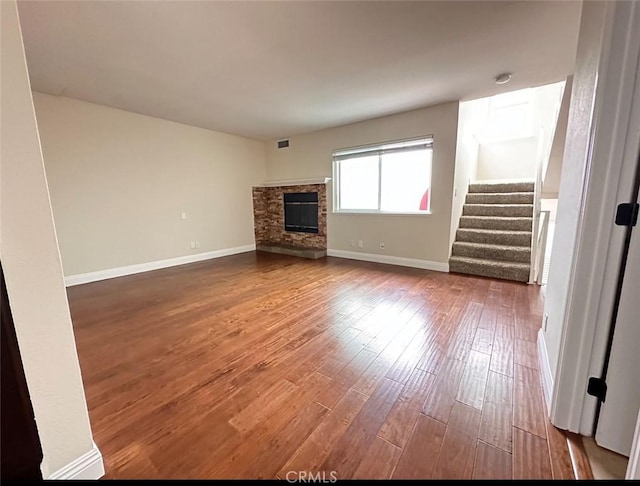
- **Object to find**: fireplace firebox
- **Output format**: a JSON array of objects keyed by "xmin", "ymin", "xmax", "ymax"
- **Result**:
[{"xmin": 284, "ymin": 192, "xmax": 319, "ymax": 234}]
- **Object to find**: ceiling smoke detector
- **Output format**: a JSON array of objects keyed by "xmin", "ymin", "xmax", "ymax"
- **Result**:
[{"xmin": 495, "ymin": 73, "xmax": 512, "ymax": 85}]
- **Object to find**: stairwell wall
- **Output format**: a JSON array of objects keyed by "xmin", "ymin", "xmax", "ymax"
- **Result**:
[
  {"xmin": 476, "ymin": 83, "xmax": 565, "ymax": 182},
  {"xmin": 450, "ymin": 98, "xmax": 489, "ymax": 252},
  {"xmin": 543, "ymin": 77, "xmax": 573, "ymax": 198}
]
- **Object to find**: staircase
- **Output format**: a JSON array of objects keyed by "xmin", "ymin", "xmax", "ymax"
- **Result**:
[{"xmin": 449, "ymin": 181, "xmax": 534, "ymax": 283}]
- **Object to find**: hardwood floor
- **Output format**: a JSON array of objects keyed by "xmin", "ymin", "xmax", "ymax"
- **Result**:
[{"xmin": 67, "ymin": 252, "xmax": 574, "ymax": 479}]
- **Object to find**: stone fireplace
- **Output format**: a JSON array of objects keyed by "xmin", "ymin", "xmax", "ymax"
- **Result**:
[{"xmin": 252, "ymin": 179, "xmax": 328, "ymax": 259}]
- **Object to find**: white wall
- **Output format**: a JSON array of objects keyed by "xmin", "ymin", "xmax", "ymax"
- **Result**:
[
  {"xmin": 475, "ymin": 82, "xmax": 564, "ymax": 182},
  {"xmin": 532, "ymin": 81, "xmax": 566, "ymax": 173},
  {"xmin": 265, "ymin": 102, "xmax": 459, "ymax": 266},
  {"xmin": 545, "ymin": 0, "xmax": 640, "ymax": 437},
  {"xmin": 0, "ymin": 1, "xmax": 100, "ymax": 477},
  {"xmin": 449, "ymin": 98, "xmax": 488, "ymax": 250},
  {"xmin": 33, "ymin": 93, "xmax": 266, "ymax": 277},
  {"xmin": 541, "ymin": 198, "xmax": 558, "ymax": 221},
  {"xmin": 543, "ymin": 77, "xmax": 573, "ymax": 198},
  {"xmin": 476, "ymin": 136, "xmax": 537, "ymax": 180},
  {"xmin": 543, "ymin": 0, "xmax": 607, "ymax": 381}
]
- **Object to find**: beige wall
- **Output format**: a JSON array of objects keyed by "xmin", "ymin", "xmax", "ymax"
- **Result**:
[
  {"xmin": 0, "ymin": 1, "xmax": 98, "ymax": 477},
  {"xmin": 265, "ymin": 102, "xmax": 459, "ymax": 265},
  {"xmin": 33, "ymin": 93, "xmax": 266, "ymax": 277}
]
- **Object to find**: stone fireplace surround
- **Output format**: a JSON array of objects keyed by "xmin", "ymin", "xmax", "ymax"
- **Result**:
[{"xmin": 252, "ymin": 179, "xmax": 328, "ymax": 259}]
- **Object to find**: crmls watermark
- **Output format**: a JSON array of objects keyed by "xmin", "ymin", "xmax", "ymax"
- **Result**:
[{"xmin": 285, "ymin": 471, "xmax": 338, "ymax": 483}]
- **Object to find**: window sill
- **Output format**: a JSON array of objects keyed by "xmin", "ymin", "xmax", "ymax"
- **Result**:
[{"xmin": 332, "ymin": 210, "xmax": 432, "ymax": 216}]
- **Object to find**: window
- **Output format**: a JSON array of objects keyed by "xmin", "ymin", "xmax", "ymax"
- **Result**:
[
  {"xmin": 333, "ymin": 137, "xmax": 433, "ymax": 214},
  {"xmin": 476, "ymin": 88, "xmax": 534, "ymax": 143}
]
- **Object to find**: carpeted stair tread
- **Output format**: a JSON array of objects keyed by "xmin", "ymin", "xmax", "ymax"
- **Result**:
[
  {"xmin": 452, "ymin": 241, "xmax": 531, "ymax": 263},
  {"xmin": 449, "ymin": 256, "xmax": 530, "ymax": 282},
  {"xmin": 456, "ymin": 228, "xmax": 532, "ymax": 246},
  {"xmin": 451, "ymin": 181, "xmax": 534, "ymax": 282},
  {"xmin": 459, "ymin": 215, "xmax": 532, "ymax": 231},
  {"xmin": 463, "ymin": 204, "xmax": 534, "ymax": 217},
  {"xmin": 465, "ymin": 192, "xmax": 534, "ymax": 204},
  {"xmin": 468, "ymin": 182, "xmax": 534, "ymax": 193}
]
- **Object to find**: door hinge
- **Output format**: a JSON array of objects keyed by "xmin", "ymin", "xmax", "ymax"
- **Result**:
[
  {"xmin": 587, "ymin": 377, "xmax": 607, "ymax": 402},
  {"xmin": 615, "ymin": 202, "xmax": 639, "ymax": 227}
]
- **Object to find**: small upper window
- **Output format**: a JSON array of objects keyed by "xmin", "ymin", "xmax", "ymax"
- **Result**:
[
  {"xmin": 477, "ymin": 88, "xmax": 534, "ymax": 142},
  {"xmin": 333, "ymin": 137, "xmax": 433, "ymax": 214}
]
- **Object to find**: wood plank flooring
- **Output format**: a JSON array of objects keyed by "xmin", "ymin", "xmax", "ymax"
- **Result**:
[{"xmin": 67, "ymin": 252, "xmax": 574, "ymax": 479}]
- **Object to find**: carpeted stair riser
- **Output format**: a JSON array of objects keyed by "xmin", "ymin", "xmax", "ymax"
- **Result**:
[
  {"xmin": 468, "ymin": 182, "xmax": 535, "ymax": 193},
  {"xmin": 449, "ymin": 257, "xmax": 530, "ymax": 282},
  {"xmin": 465, "ymin": 192, "xmax": 534, "ymax": 204},
  {"xmin": 456, "ymin": 228, "xmax": 532, "ymax": 246},
  {"xmin": 451, "ymin": 181, "xmax": 534, "ymax": 283},
  {"xmin": 459, "ymin": 216, "xmax": 532, "ymax": 231},
  {"xmin": 452, "ymin": 241, "xmax": 531, "ymax": 263},
  {"xmin": 463, "ymin": 204, "xmax": 533, "ymax": 217}
]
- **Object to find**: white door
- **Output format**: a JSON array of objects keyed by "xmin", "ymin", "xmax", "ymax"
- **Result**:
[{"xmin": 595, "ymin": 188, "xmax": 640, "ymax": 456}]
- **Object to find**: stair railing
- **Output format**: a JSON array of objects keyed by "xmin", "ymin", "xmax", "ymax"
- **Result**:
[
  {"xmin": 534, "ymin": 210, "xmax": 551, "ymax": 284},
  {"xmin": 529, "ymin": 82, "xmax": 566, "ymax": 283},
  {"xmin": 529, "ymin": 126, "xmax": 545, "ymax": 283}
]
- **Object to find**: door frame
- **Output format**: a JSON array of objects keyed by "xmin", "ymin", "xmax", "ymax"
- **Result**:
[
  {"xmin": 550, "ymin": 0, "xmax": 640, "ymax": 435},
  {"xmin": 628, "ymin": 411, "xmax": 640, "ymax": 479}
]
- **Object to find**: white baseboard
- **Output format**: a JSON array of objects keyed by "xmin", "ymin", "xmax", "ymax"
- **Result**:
[
  {"xmin": 65, "ymin": 244, "xmax": 256, "ymax": 287},
  {"xmin": 327, "ymin": 249, "xmax": 449, "ymax": 272},
  {"xmin": 538, "ymin": 329, "xmax": 554, "ymax": 414},
  {"xmin": 48, "ymin": 441, "xmax": 104, "ymax": 480}
]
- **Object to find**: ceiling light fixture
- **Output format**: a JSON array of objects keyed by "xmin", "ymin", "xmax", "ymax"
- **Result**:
[{"xmin": 495, "ymin": 73, "xmax": 512, "ymax": 85}]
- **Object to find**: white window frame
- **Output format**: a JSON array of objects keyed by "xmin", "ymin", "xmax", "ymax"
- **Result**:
[{"xmin": 332, "ymin": 136, "xmax": 433, "ymax": 215}]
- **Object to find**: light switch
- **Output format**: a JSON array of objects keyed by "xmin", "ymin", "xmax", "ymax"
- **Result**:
[{"xmin": 181, "ymin": 212, "xmax": 187, "ymax": 220}]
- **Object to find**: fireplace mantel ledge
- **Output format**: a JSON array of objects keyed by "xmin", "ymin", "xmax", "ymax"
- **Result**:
[{"xmin": 256, "ymin": 177, "xmax": 331, "ymax": 188}]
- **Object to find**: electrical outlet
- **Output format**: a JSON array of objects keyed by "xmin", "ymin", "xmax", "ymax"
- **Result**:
[
  {"xmin": 357, "ymin": 240, "xmax": 363, "ymax": 248},
  {"xmin": 181, "ymin": 211, "xmax": 187, "ymax": 220},
  {"xmin": 349, "ymin": 239, "xmax": 355, "ymax": 247},
  {"xmin": 195, "ymin": 241, "xmax": 200, "ymax": 249},
  {"xmin": 379, "ymin": 242, "xmax": 385, "ymax": 250},
  {"xmin": 190, "ymin": 241, "xmax": 196, "ymax": 249}
]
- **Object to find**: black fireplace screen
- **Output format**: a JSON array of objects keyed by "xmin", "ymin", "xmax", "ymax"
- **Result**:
[{"xmin": 284, "ymin": 192, "xmax": 319, "ymax": 234}]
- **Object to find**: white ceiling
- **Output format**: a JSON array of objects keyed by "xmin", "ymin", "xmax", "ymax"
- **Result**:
[{"xmin": 18, "ymin": 1, "xmax": 582, "ymax": 140}]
